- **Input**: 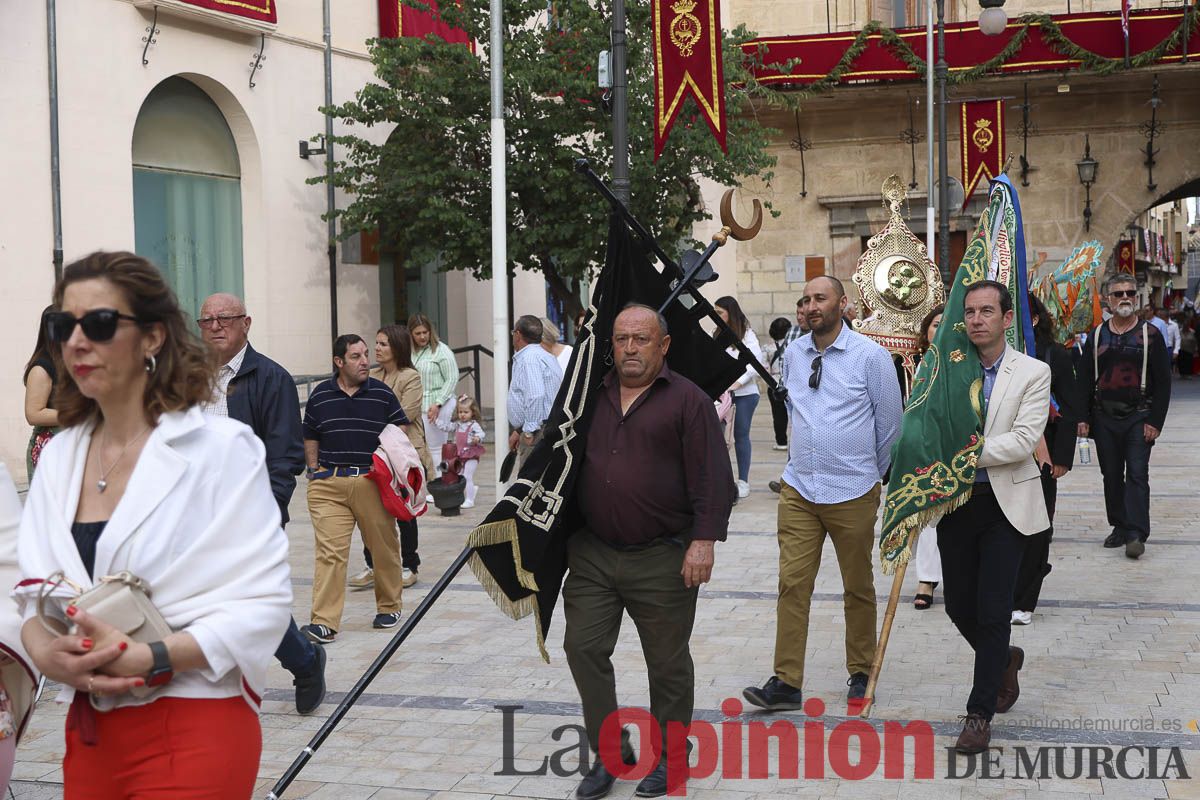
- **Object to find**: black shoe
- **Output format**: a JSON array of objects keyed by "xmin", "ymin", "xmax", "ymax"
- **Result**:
[
  {"xmin": 768, "ymin": 480, "xmax": 782, "ymax": 494},
  {"xmin": 373, "ymin": 611, "xmax": 402, "ymax": 629},
  {"xmin": 575, "ymin": 736, "xmax": 636, "ymax": 800},
  {"xmin": 293, "ymin": 642, "xmax": 327, "ymax": 715},
  {"xmin": 300, "ymin": 624, "xmax": 336, "ymax": 644},
  {"xmin": 633, "ymin": 741, "xmax": 692, "ymax": 798},
  {"xmin": 743, "ymin": 676, "xmax": 804, "ymax": 711},
  {"xmin": 633, "ymin": 760, "xmax": 672, "ymax": 798},
  {"xmin": 1103, "ymin": 530, "xmax": 1126, "ymax": 548},
  {"xmin": 847, "ymin": 672, "xmax": 869, "ymax": 701},
  {"xmin": 1125, "ymin": 538, "xmax": 1145, "ymax": 559}
]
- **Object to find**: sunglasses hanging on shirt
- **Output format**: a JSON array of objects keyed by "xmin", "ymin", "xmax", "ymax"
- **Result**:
[
  {"xmin": 45, "ymin": 309, "xmax": 144, "ymax": 343},
  {"xmin": 809, "ymin": 354, "xmax": 823, "ymax": 390}
]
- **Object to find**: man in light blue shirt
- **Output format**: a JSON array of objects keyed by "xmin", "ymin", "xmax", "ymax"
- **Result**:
[
  {"xmin": 507, "ymin": 314, "xmax": 564, "ymax": 469},
  {"xmin": 743, "ymin": 276, "xmax": 902, "ymax": 712}
]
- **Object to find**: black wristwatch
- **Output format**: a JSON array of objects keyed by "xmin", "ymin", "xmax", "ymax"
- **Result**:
[{"xmin": 146, "ymin": 640, "xmax": 174, "ymax": 687}]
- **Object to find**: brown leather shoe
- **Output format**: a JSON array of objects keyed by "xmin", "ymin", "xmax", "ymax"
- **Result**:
[
  {"xmin": 955, "ymin": 713, "xmax": 991, "ymax": 754},
  {"xmin": 995, "ymin": 645, "xmax": 1024, "ymax": 713}
]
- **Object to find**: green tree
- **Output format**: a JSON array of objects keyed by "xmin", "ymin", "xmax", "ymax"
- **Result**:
[{"xmin": 320, "ymin": 0, "xmax": 794, "ymax": 315}]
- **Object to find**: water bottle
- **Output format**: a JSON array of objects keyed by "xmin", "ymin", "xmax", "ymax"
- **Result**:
[{"xmin": 1077, "ymin": 437, "xmax": 1092, "ymax": 465}]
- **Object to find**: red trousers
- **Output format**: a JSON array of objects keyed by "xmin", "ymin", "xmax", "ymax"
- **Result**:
[{"xmin": 64, "ymin": 696, "xmax": 261, "ymax": 799}]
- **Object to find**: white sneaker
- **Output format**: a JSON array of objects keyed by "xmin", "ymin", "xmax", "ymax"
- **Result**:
[
  {"xmin": 1011, "ymin": 610, "xmax": 1032, "ymax": 626},
  {"xmin": 772, "ymin": 443, "xmax": 788, "ymax": 451},
  {"xmin": 348, "ymin": 567, "xmax": 374, "ymax": 591},
  {"xmin": 736, "ymin": 480, "xmax": 750, "ymax": 499},
  {"xmin": 461, "ymin": 500, "xmax": 475, "ymax": 509},
  {"xmin": 425, "ymin": 494, "xmax": 434, "ymax": 504},
  {"xmin": 402, "ymin": 568, "xmax": 418, "ymax": 588}
]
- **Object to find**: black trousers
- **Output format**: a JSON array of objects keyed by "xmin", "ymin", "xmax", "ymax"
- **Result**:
[
  {"xmin": 937, "ymin": 489, "xmax": 1026, "ymax": 720},
  {"xmin": 767, "ymin": 390, "xmax": 788, "ymax": 447},
  {"xmin": 364, "ymin": 518, "xmax": 420, "ymax": 572},
  {"xmin": 1013, "ymin": 466, "xmax": 1057, "ymax": 612},
  {"xmin": 1092, "ymin": 410, "xmax": 1153, "ymax": 543}
]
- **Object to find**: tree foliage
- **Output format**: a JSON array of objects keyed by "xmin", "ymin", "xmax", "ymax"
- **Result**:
[{"xmin": 319, "ymin": 0, "xmax": 795, "ymax": 312}]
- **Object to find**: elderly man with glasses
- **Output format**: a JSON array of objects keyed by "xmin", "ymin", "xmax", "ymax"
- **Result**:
[
  {"xmin": 197, "ymin": 293, "xmax": 326, "ymax": 715},
  {"xmin": 743, "ymin": 276, "xmax": 902, "ymax": 713},
  {"xmin": 1076, "ymin": 275, "xmax": 1172, "ymax": 559}
]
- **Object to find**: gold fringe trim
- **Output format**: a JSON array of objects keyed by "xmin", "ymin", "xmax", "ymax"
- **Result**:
[
  {"xmin": 466, "ymin": 519, "xmax": 552, "ymax": 663},
  {"xmin": 879, "ymin": 488, "xmax": 974, "ymax": 575}
]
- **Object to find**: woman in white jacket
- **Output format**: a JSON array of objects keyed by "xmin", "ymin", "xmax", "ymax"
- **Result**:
[
  {"xmin": 0, "ymin": 463, "xmax": 38, "ymax": 795},
  {"xmin": 715, "ymin": 296, "xmax": 763, "ymax": 499},
  {"xmin": 16, "ymin": 251, "xmax": 291, "ymax": 799}
]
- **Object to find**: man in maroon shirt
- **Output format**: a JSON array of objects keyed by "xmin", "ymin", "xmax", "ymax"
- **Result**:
[{"xmin": 565, "ymin": 304, "xmax": 734, "ymax": 800}]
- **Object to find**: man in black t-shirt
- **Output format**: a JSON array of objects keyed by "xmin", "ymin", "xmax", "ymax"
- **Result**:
[{"xmin": 1076, "ymin": 275, "xmax": 1171, "ymax": 559}]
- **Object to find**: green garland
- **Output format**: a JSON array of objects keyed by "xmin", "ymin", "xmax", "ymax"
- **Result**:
[{"xmin": 790, "ymin": 6, "xmax": 1197, "ymax": 96}]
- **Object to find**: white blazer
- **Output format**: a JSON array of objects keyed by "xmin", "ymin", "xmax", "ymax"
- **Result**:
[
  {"xmin": 15, "ymin": 407, "xmax": 292, "ymax": 711},
  {"xmin": 978, "ymin": 345, "xmax": 1052, "ymax": 535},
  {"xmin": 0, "ymin": 463, "xmax": 37, "ymax": 742}
]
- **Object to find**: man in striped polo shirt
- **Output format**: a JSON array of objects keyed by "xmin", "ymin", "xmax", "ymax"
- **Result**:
[{"xmin": 301, "ymin": 334, "xmax": 409, "ymax": 644}]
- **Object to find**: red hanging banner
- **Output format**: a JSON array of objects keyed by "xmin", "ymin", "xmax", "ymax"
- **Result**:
[
  {"xmin": 378, "ymin": 0, "xmax": 472, "ymax": 48},
  {"xmin": 960, "ymin": 100, "xmax": 1004, "ymax": 210},
  {"xmin": 176, "ymin": 0, "xmax": 276, "ymax": 23},
  {"xmin": 1117, "ymin": 240, "xmax": 1135, "ymax": 274},
  {"xmin": 651, "ymin": 0, "xmax": 727, "ymax": 160}
]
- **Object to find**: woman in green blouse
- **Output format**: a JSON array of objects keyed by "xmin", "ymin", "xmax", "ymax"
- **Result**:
[{"xmin": 408, "ymin": 313, "xmax": 460, "ymax": 475}]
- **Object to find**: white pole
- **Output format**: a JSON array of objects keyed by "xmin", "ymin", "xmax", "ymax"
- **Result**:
[
  {"xmin": 490, "ymin": 0, "xmax": 510, "ymax": 485},
  {"xmin": 926, "ymin": 0, "xmax": 936, "ymax": 276}
]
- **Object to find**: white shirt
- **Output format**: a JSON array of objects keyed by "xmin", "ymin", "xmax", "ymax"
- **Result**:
[
  {"xmin": 1165, "ymin": 319, "xmax": 1181, "ymax": 355},
  {"xmin": 202, "ymin": 344, "xmax": 248, "ymax": 418},
  {"xmin": 728, "ymin": 328, "xmax": 763, "ymax": 397}
]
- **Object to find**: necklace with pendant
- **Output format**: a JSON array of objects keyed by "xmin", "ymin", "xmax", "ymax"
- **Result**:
[{"xmin": 95, "ymin": 425, "xmax": 151, "ymax": 493}]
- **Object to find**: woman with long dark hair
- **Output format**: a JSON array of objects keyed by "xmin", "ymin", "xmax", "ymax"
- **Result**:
[
  {"xmin": 23, "ymin": 306, "xmax": 60, "ymax": 478},
  {"xmin": 16, "ymin": 252, "xmax": 291, "ymax": 798},
  {"xmin": 912, "ymin": 304, "xmax": 944, "ymax": 610},
  {"xmin": 1011, "ymin": 294, "xmax": 1080, "ymax": 626},
  {"xmin": 353, "ymin": 324, "xmax": 434, "ymax": 590},
  {"xmin": 714, "ymin": 296, "xmax": 763, "ymax": 499}
]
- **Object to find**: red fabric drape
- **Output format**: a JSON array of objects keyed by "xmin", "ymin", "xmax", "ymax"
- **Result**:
[
  {"xmin": 378, "ymin": 0, "xmax": 472, "ymax": 48},
  {"xmin": 176, "ymin": 0, "xmax": 276, "ymax": 24},
  {"xmin": 1118, "ymin": 240, "xmax": 1135, "ymax": 274},
  {"xmin": 746, "ymin": 8, "xmax": 1199, "ymax": 88},
  {"xmin": 960, "ymin": 100, "xmax": 1004, "ymax": 211},
  {"xmin": 651, "ymin": 0, "xmax": 727, "ymax": 160}
]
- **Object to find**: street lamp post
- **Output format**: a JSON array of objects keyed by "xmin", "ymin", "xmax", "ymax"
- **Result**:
[
  {"xmin": 936, "ymin": 0, "xmax": 950, "ymax": 281},
  {"xmin": 611, "ymin": 0, "xmax": 630, "ymax": 205},
  {"xmin": 1076, "ymin": 135, "xmax": 1099, "ymax": 232}
]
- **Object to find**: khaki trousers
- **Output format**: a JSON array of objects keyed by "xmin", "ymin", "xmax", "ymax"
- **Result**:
[
  {"xmin": 562, "ymin": 530, "xmax": 698, "ymax": 754},
  {"xmin": 308, "ymin": 475, "xmax": 402, "ymax": 629},
  {"xmin": 774, "ymin": 482, "xmax": 880, "ymax": 689}
]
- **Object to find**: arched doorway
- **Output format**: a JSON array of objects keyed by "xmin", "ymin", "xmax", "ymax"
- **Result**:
[{"xmin": 132, "ymin": 76, "xmax": 243, "ymax": 318}]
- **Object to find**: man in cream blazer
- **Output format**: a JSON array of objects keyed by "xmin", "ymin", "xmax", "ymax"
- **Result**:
[{"xmin": 937, "ymin": 280, "xmax": 1050, "ymax": 755}]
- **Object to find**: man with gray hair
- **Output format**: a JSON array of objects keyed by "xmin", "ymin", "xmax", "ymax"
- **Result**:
[
  {"xmin": 198, "ymin": 292, "xmax": 326, "ymax": 715},
  {"xmin": 1076, "ymin": 274, "xmax": 1172, "ymax": 559},
  {"xmin": 507, "ymin": 314, "xmax": 563, "ymax": 469}
]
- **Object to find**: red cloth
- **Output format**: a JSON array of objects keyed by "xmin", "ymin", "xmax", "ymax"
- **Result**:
[
  {"xmin": 176, "ymin": 0, "xmax": 276, "ymax": 23},
  {"xmin": 747, "ymin": 8, "xmax": 1200, "ymax": 88},
  {"xmin": 63, "ymin": 697, "xmax": 260, "ymax": 799},
  {"xmin": 378, "ymin": 0, "xmax": 472, "ymax": 48},
  {"xmin": 651, "ymin": 0, "xmax": 727, "ymax": 159},
  {"xmin": 961, "ymin": 100, "xmax": 1005, "ymax": 210}
]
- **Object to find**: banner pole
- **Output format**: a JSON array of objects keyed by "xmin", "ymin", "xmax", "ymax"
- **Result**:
[
  {"xmin": 859, "ymin": 528, "xmax": 916, "ymax": 719},
  {"xmin": 266, "ymin": 547, "xmax": 474, "ymax": 799}
]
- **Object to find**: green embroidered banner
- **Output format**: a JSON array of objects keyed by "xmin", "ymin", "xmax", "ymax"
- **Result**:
[{"xmin": 878, "ymin": 176, "xmax": 1031, "ymax": 573}]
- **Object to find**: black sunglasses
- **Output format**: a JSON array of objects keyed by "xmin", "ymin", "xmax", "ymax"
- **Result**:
[
  {"xmin": 45, "ymin": 309, "xmax": 142, "ymax": 344},
  {"xmin": 1110, "ymin": 289, "xmax": 1137, "ymax": 298},
  {"xmin": 809, "ymin": 354, "xmax": 823, "ymax": 390}
]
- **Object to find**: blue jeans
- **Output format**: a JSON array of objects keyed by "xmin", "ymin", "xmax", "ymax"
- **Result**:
[
  {"xmin": 732, "ymin": 393, "xmax": 759, "ymax": 482},
  {"xmin": 276, "ymin": 617, "xmax": 319, "ymax": 675}
]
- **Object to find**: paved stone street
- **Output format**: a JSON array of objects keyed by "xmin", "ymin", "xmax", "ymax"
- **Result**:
[{"xmin": 11, "ymin": 381, "xmax": 1200, "ymax": 799}]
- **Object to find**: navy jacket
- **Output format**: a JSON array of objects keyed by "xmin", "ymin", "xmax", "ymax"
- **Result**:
[{"xmin": 226, "ymin": 344, "xmax": 305, "ymax": 525}]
